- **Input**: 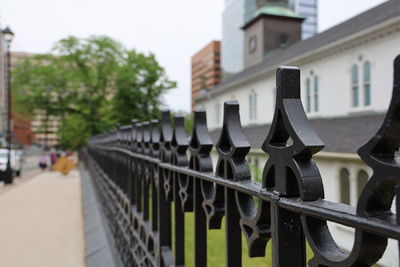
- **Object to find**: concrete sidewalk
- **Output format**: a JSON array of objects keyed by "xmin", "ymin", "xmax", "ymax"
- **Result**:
[{"xmin": 0, "ymin": 169, "xmax": 86, "ymax": 267}]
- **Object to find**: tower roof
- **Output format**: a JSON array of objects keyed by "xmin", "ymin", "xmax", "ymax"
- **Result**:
[
  {"xmin": 254, "ymin": 5, "xmax": 301, "ymax": 19},
  {"xmin": 242, "ymin": 4, "xmax": 304, "ymax": 30}
]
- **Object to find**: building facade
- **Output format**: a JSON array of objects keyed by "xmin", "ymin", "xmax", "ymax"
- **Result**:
[
  {"xmin": 31, "ymin": 112, "xmax": 59, "ymax": 148},
  {"xmin": 196, "ymin": 1, "xmax": 400, "ymax": 266},
  {"xmin": 12, "ymin": 112, "xmax": 34, "ymax": 146},
  {"xmin": 293, "ymin": 0, "xmax": 318, "ymax": 39},
  {"xmin": 191, "ymin": 41, "xmax": 222, "ymax": 110}
]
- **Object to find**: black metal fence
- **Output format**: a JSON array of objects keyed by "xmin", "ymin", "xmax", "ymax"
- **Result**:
[{"xmin": 84, "ymin": 56, "xmax": 400, "ymax": 267}]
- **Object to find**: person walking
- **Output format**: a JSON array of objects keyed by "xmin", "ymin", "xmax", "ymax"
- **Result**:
[
  {"xmin": 50, "ymin": 150, "xmax": 58, "ymax": 169},
  {"xmin": 39, "ymin": 152, "xmax": 48, "ymax": 171}
]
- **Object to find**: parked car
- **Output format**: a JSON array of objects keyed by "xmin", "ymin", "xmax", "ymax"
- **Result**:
[{"xmin": 0, "ymin": 149, "xmax": 23, "ymax": 177}]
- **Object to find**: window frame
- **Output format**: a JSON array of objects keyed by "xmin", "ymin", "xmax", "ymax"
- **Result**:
[
  {"xmin": 363, "ymin": 60, "xmax": 371, "ymax": 106},
  {"xmin": 351, "ymin": 64, "xmax": 359, "ymax": 107},
  {"xmin": 249, "ymin": 90, "xmax": 257, "ymax": 121},
  {"xmin": 304, "ymin": 73, "xmax": 319, "ymax": 114},
  {"xmin": 350, "ymin": 59, "xmax": 372, "ymax": 110}
]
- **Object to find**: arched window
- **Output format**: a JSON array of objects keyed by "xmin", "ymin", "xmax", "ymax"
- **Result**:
[
  {"xmin": 357, "ymin": 170, "xmax": 369, "ymax": 198},
  {"xmin": 340, "ymin": 168, "xmax": 350, "ymax": 205},
  {"xmin": 314, "ymin": 75, "xmax": 319, "ymax": 112},
  {"xmin": 351, "ymin": 64, "xmax": 359, "ymax": 107},
  {"xmin": 306, "ymin": 78, "xmax": 311, "ymax": 113},
  {"xmin": 363, "ymin": 61, "xmax": 371, "ymax": 106}
]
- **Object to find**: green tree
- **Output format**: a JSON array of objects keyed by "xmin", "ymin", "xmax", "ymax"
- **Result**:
[
  {"xmin": 112, "ymin": 50, "xmax": 176, "ymax": 124},
  {"xmin": 12, "ymin": 35, "xmax": 175, "ymax": 149}
]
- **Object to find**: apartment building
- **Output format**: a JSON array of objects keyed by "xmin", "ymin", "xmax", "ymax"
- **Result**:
[{"xmin": 191, "ymin": 41, "xmax": 222, "ymax": 110}]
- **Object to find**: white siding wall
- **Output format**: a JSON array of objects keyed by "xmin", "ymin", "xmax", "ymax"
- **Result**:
[
  {"xmin": 201, "ymin": 27, "xmax": 400, "ymax": 130},
  {"xmin": 204, "ymin": 75, "xmax": 276, "ymax": 129}
]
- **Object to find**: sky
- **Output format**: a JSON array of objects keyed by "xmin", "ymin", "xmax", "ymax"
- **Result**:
[{"xmin": 1, "ymin": 0, "xmax": 388, "ymax": 113}]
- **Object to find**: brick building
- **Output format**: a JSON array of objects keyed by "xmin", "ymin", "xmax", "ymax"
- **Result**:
[
  {"xmin": 12, "ymin": 112, "xmax": 34, "ymax": 145},
  {"xmin": 9, "ymin": 52, "xmax": 36, "ymax": 146},
  {"xmin": 191, "ymin": 41, "xmax": 221, "ymax": 110}
]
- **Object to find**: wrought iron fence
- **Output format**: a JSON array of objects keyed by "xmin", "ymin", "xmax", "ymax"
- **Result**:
[{"xmin": 84, "ymin": 56, "xmax": 400, "ymax": 267}]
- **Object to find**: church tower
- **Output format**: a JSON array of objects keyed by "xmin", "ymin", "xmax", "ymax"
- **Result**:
[{"xmin": 242, "ymin": 1, "xmax": 304, "ymax": 68}]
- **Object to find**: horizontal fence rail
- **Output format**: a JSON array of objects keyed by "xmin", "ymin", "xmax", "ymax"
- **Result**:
[{"xmin": 84, "ymin": 56, "xmax": 400, "ymax": 267}]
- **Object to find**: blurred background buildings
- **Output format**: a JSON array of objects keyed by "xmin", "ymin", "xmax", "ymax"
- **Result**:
[
  {"xmin": 191, "ymin": 41, "xmax": 222, "ymax": 110},
  {"xmin": 0, "ymin": 32, "xmax": 56, "ymax": 148}
]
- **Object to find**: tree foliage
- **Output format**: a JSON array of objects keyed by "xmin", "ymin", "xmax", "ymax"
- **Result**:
[{"xmin": 12, "ymin": 36, "xmax": 176, "ymax": 149}]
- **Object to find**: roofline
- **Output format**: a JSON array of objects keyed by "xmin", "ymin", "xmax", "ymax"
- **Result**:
[
  {"xmin": 196, "ymin": 0, "xmax": 400, "ymax": 102},
  {"xmin": 242, "ymin": 13, "xmax": 305, "ymax": 30}
]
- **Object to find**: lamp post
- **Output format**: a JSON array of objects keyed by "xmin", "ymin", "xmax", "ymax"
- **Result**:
[{"xmin": 3, "ymin": 26, "xmax": 14, "ymax": 184}]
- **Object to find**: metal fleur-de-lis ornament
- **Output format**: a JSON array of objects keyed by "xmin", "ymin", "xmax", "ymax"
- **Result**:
[
  {"xmin": 142, "ymin": 122, "xmax": 151, "ymax": 156},
  {"xmin": 191, "ymin": 110, "xmax": 214, "ymax": 208},
  {"xmin": 150, "ymin": 120, "xmax": 160, "ymax": 159},
  {"xmin": 216, "ymin": 101, "xmax": 255, "ymax": 266},
  {"xmin": 190, "ymin": 109, "xmax": 214, "ymax": 266},
  {"xmin": 171, "ymin": 115, "xmax": 189, "ymax": 166},
  {"xmin": 267, "ymin": 67, "xmax": 325, "ymax": 266},
  {"xmin": 263, "ymin": 66, "xmax": 325, "ymax": 200},
  {"xmin": 136, "ymin": 123, "xmax": 143, "ymax": 154},
  {"xmin": 150, "ymin": 120, "xmax": 160, "ymax": 188},
  {"xmin": 142, "ymin": 122, "xmax": 151, "ymax": 185},
  {"xmin": 238, "ymin": 66, "xmax": 326, "ymax": 261},
  {"xmin": 165, "ymin": 115, "xmax": 192, "ymax": 212},
  {"xmin": 302, "ymin": 55, "xmax": 400, "ymax": 266},
  {"xmin": 131, "ymin": 120, "xmax": 138, "ymax": 152},
  {"xmin": 170, "ymin": 116, "xmax": 189, "ymax": 190},
  {"xmin": 160, "ymin": 111, "xmax": 173, "ymax": 201}
]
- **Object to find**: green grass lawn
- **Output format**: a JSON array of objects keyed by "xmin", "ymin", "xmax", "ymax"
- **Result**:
[{"xmin": 169, "ymin": 210, "xmax": 314, "ymax": 267}]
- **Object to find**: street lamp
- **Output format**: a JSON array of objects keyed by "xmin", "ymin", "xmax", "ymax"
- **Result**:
[{"xmin": 3, "ymin": 26, "xmax": 14, "ymax": 184}]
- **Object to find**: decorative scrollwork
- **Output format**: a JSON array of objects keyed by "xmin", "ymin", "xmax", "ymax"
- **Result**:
[
  {"xmin": 166, "ymin": 115, "xmax": 193, "ymax": 212},
  {"xmin": 160, "ymin": 111, "xmax": 173, "ymax": 201},
  {"xmin": 263, "ymin": 66, "xmax": 325, "ymax": 200},
  {"xmin": 150, "ymin": 120, "xmax": 160, "ymax": 188},
  {"xmin": 203, "ymin": 101, "xmax": 251, "ymax": 229},
  {"xmin": 150, "ymin": 120, "xmax": 160, "ymax": 159},
  {"xmin": 131, "ymin": 120, "xmax": 138, "ymax": 152}
]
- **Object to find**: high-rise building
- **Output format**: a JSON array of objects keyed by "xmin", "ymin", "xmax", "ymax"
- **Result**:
[
  {"xmin": 191, "ymin": 41, "xmax": 222, "ymax": 110},
  {"xmin": 221, "ymin": 0, "xmax": 318, "ymax": 75},
  {"xmin": 293, "ymin": 0, "xmax": 318, "ymax": 39},
  {"xmin": 221, "ymin": 0, "xmax": 257, "ymax": 76}
]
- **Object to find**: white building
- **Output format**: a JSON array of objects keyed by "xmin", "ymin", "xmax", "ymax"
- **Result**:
[{"xmin": 197, "ymin": 1, "xmax": 400, "ymax": 266}]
